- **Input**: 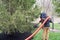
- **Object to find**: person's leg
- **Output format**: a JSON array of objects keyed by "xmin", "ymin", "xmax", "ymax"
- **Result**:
[
  {"xmin": 42, "ymin": 27, "xmax": 46, "ymax": 40},
  {"xmin": 45, "ymin": 27, "xmax": 49, "ymax": 40}
]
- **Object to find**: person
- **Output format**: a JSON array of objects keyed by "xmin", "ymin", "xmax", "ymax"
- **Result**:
[{"xmin": 39, "ymin": 12, "xmax": 52, "ymax": 40}]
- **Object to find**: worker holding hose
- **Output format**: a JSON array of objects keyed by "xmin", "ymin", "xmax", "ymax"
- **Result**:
[{"xmin": 39, "ymin": 12, "xmax": 52, "ymax": 40}]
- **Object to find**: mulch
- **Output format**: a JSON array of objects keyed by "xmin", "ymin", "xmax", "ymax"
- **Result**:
[{"xmin": 0, "ymin": 32, "xmax": 32, "ymax": 40}]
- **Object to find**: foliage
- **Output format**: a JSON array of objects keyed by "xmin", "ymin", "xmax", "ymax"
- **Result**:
[
  {"xmin": 52, "ymin": 0, "xmax": 60, "ymax": 16},
  {"xmin": 0, "ymin": 0, "xmax": 41, "ymax": 33}
]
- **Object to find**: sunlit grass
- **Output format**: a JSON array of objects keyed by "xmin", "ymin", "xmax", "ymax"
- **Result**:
[
  {"xmin": 32, "ymin": 23, "xmax": 60, "ymax": 40},
  {"xmin": 50, "ymin": 23, "xmax": 60, "ymax": 30},
  {"xmin": 32, "ymin": 30, "xmax": 60, "ymax": 40}
]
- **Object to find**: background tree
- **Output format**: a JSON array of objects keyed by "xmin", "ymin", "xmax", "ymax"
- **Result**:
[
  {"xmin": 52, "ymin": 0, "xmax": 60, "ymax": 16},
  {"xmin": 0, "ymin": 0, "xmax": 40, "ymax": 34}
]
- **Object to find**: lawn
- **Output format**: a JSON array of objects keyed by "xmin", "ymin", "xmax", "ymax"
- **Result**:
[
  {"xmin": 32, "ymin": 23, "xmax": 60, "ymax": 40},
  {"xmin": 32, "ymin": 30, "xmax": 60, "ymax": 40},
  {"xmin": 50, "ymin": 23, "xmax": 60, "ymax": 30}
]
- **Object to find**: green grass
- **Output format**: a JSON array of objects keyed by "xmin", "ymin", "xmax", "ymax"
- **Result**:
[
  {"xmin": 32, "ymin": 30, "xmax": 43, "ymax": 40},
  {"xmin": 32, "ymin": 30, "xmax": 60, "ymax": 40},
  {"xmin": 32, "ymin": 23, "xmax": 60, "ymax": 40},
  {"xmin": 50, "ymin": 23, "xmax": 60, "ymax": 30}
]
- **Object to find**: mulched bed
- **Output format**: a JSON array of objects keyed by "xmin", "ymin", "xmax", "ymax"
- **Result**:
[{"xmin": 0, "ymin": 32, "xmax": 32, "ymax": 40}]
